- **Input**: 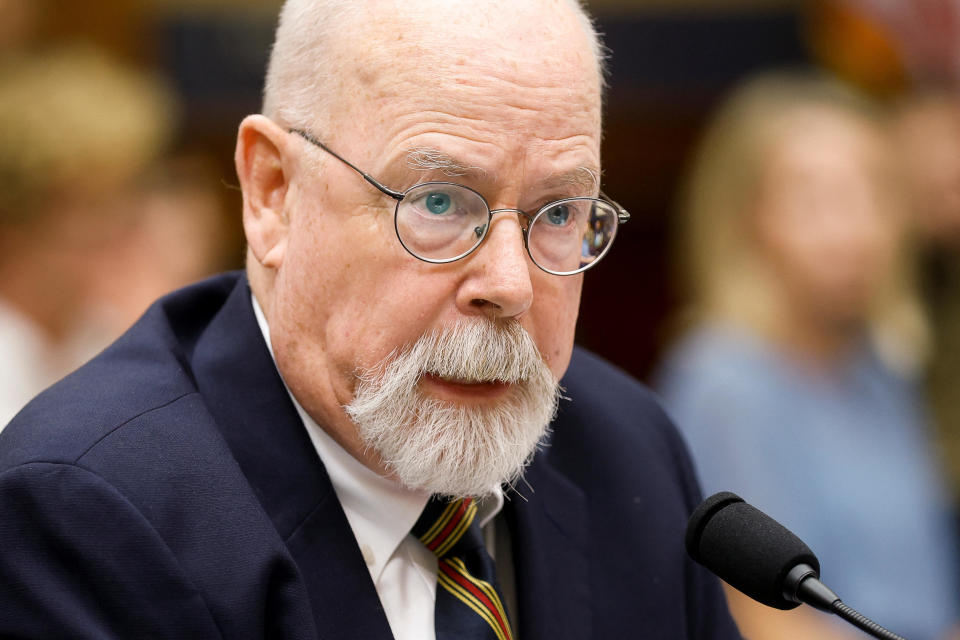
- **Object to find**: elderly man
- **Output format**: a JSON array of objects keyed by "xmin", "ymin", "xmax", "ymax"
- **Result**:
[{"xmin": 0, "ymin": 1, "xmax": 740, "ymax": 638}]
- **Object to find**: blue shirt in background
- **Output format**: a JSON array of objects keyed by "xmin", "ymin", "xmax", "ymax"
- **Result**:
[{"xmin": 656, "ymin": 323, "xmax": 959, "ymax": 640}]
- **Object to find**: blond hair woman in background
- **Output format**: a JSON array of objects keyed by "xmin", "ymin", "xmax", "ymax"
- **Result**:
[{"xmin": 655, "ymin": 73, "xmax": 959, "ymax": 640}]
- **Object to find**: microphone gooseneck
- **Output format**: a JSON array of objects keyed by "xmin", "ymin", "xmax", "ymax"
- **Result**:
[
  {"xmin": 686, "ymin": 492, "xmax": 908, "ymax": 640},
  {"xmin": 831, "ymin": 601, "xmax": 906, "ymax": 640}
]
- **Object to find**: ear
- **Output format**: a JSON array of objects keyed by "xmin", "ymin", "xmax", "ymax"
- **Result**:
[{"xmin": 236, "ymin": 115, "xmax": 295, "ymax": 269}]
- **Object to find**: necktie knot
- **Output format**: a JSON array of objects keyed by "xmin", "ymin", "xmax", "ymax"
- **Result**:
[{"xmin": 412, "ymin": 497, "xmax": 481, "ymax": 559}]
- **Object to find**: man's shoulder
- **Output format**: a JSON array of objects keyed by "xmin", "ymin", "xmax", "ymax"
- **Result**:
[
  {"xmin": 0, "ymin": 272, "xmax": 244, "ymax": 472},
  {"xmin": 553, "ymin": 345, "xmax": 698, "ymax": 497},
  {"xmin": 559, "ymin": 346, "xmax": 678, "ymax": 450},
  {"xmin": 563, "ymin": 345, "xmax": 662, "ymax": 410},
  {"xmin": 0, "ymin": 273, "xmax": 317, "ymax": 639}
]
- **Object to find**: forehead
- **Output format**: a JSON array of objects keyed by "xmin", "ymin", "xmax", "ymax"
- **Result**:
[
  {"xmin": 350, "ymin": 0, "xmax": 600, "ymax": 83},
  {"xmin": 768, "ymin": 109, "xmax": 888, "ymax": 175},
  {"xmin": 324, "ymin": 0, "xmax": 602, "ymax": 177}
]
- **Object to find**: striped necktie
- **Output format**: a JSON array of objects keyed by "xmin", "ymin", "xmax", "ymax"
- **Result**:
[{"xmin": 412, "ymin": 497, "xmax": 515, "ymax": 640}]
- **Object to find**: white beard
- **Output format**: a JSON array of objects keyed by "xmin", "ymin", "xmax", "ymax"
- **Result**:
[{"xmin": 344, "ymin": 319, "xmax": 560, "ymax": 498}]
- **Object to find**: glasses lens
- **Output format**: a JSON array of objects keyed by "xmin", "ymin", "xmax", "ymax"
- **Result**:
[
  {"xmin": 396, "ymin": 183, "xmax": 490, "ymax": 262},
  {"xmin": 528, "ymin": 198, "xmax": 619, "ymax": 274}
]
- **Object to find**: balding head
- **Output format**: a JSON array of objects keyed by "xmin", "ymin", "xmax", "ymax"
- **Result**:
[
  {"xmin": 262, "ymin": 0, "xmax": 606, "ymax": 135},
  {"xmin": 238, "ymin": 0, "xmax": 608, "ymax": 493}
]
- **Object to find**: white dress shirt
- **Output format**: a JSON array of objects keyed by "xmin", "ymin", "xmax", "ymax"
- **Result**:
[{"xmin": 251, "ymin": 295, "xmax": 505, "ymax": 640}]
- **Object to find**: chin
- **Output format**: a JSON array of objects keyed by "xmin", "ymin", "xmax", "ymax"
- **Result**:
[{"xmin": 351, "ymin": 385, "xmax": 557, "ymax": 498}]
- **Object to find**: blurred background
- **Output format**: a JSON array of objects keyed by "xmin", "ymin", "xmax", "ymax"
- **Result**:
[
  {"xmin": 3, "ymin": 0, "xmax": 960, "ymax": 636},
  {"xmin": 0, "ymin": 0, "xmax": 949, "ymax": 371},
  {"xmin": 5, "ymin": 0, "xmax": 951, "ymax": 384}
]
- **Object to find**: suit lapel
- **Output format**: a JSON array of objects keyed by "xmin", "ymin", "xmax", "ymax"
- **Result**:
[
  {"xmin": 506, "ymin": 441, "xmax": 591, "ymax": 640},
  {"xmin": 190, "ymin": 274, "xmax": 394, "ymax": 640},
  {"xmin": 283, "ymin": 487, "xmax": 396, "ymax": 640}
]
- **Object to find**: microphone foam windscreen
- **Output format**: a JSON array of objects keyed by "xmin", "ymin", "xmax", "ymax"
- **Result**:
[{"xmin": 686, "ymin": 492, "xmax": 820, "ymax": 610}]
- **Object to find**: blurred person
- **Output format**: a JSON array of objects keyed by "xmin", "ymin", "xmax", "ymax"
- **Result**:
[
  {"xmin": 83, "ymin": 152, "xmax": 233, "ymax": 337},
  {"xmin": 895, "ymin": 90, "xmax": 960, "ymax": 246},
  {"xmin": 894, "ymin": 92, "xmax": 960, "ymax": 512},
  {"xmin": 0, "ymin": 45, "xmax": 175, "ymax": 427},
  {"xmin": 656, "ymin": 72, "xmax": 959, "ymax": 640},
  {"xmin": 0, "ymin": 0, "xmax": 742, "ymax": 638}
]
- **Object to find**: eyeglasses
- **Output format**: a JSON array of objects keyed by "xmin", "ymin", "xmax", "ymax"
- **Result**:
[{"xmin": 290, "ymin": 128, "xmax": 629, "ymax": 275}]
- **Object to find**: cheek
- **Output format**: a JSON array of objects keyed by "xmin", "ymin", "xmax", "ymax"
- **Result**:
[
  {"xmin": 323, "ymin": 264, "xmax": 462, "ymax": 379},
  {"xmin": 275, "ymin": 209, "xmax": 397, "ymax": 369},
  {"xmin": 326, "ymin": 289, "xmax": 421, "ymax": 365},
  {"xmin": 529, "ymin": 275, "xmax": 582, "ymax": 379},
  {"xmin": 757, "ymin": 211, "xmax": 827, "ymax": 288}
]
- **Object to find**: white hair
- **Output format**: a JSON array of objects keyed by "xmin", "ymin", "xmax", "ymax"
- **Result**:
[
  {"xmin": 262, "ymin": 1, "xmax": 360, "ymax": 130},
  {"xmin": 262, "ymin": 0, "xmax": 607, "ymax": 134},
  {"xmin": 345, "ymin": 318, "xmax": 560, "ymax": 498}
]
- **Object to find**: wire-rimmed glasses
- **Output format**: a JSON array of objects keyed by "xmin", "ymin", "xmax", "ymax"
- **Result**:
[{"xmin": 290, "ymin": 128, "xmax": 629, "ymax": 275}]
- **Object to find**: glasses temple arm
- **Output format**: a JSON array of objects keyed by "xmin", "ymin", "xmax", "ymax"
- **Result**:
[
  {"xmin": 598, "ymin": 189, "xmax": 630, "ymax": 223},
  {"xmin": 289, "ymin": 128, "xmax": 404, "ymax": 201}
]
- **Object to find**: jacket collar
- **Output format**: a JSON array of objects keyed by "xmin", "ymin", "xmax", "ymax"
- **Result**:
[{"xmin": 190, "ymin": 273, "xmax": 394, "ymax": 640}]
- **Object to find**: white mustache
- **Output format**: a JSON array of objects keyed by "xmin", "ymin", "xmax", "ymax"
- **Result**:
[
  {"xmin": 417, "ymin": 320, "xmax": 546, "ymax": 384},
  {"xmin": 356, "ymin": 319, "xmax": 549, "ymax": 389}
]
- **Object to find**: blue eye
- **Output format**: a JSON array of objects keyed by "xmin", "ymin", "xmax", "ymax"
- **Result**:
[
  {"xmin": 544, "ymin": 204, "xmax": 571, "ymax": 226},
  {"xmin": 425, "ymin": 192, "xmax": 452, "ymax": 215}
]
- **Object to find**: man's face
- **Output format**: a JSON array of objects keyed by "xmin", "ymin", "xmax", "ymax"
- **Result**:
[{"xmin": 264, "ymin": 1, "xmax": 602, "ymax": 484}]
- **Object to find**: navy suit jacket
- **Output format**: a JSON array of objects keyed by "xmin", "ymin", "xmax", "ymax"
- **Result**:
[{"xmin": 0, "ymin": 272, "xmax": 740, "ymax": 639}]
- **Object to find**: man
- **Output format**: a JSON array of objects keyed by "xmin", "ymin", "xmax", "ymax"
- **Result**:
[{"xmin": 0, "ymin": 1, "xmax": 740, "ymax": 638}]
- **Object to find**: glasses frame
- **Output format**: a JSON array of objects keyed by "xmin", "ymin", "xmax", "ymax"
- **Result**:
[{"xmin": 289, "ymin": 128, "xmax": 629, "ymax": 275}]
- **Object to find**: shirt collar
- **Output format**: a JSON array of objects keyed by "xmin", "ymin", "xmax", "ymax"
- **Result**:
[{"xmin": 250, "ymin": 293, "xmax": 504, "ymax": 578}]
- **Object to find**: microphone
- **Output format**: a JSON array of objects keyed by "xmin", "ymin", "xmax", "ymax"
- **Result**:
[{"xmin": 686, "ymin": 492, "xmax": 908, "ymax": 640}]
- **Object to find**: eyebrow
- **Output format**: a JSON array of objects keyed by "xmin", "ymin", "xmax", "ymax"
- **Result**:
[
  {"xmin": 404, "ymin": 146, "xmax": 600, "ymax": 194},
  {"xmin": 405, "ymin": 147, "xmax": 486, "ymax": 178},
  {"xmin": 544, "ymin": 166, "xmax": 601, "ymax": 194}
]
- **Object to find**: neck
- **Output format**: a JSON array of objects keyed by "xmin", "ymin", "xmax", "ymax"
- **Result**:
[{"xmin": 764, "ymin": 302, "xmax": 862, "ymax": 371}]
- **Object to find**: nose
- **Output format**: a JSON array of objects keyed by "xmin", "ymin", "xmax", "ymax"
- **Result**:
[{"xmin": 455, "ymin": 212, "xmax": 534, "ymax": 320}]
